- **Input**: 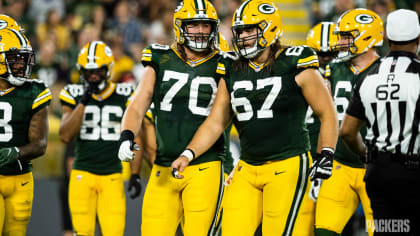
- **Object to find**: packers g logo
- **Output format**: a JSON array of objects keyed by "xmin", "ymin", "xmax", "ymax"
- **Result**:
[
  {"xmin": 175, "ymin": 2, "xmax": 183, "ymax": 13},
  {"xmin": 0, "ymin": 20, "xmax": 8, "ymax": 30},
  {"xmin": 258, "ymin": 4, "xmax": 275, "ymax": 14},
  {"xmin": 355, "ymin": 14, "xmax": 373, "ymax": 24}
]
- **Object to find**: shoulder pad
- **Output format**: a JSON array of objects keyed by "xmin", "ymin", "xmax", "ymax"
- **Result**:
[
  {"xmin": 283, "ymin": 45, "xmax": 319, "ymax": 69},
  {"xmin": 64, "ymin": 84, "xmax": 84, "ymax": 98},
  {"xmin": 150, "ymin": 43, "xmax": 170, "ymax": 51}
]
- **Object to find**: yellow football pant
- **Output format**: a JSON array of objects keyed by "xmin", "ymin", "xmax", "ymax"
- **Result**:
[
  {"xmin": 222, "ymin": 153, "xmax": 310, "ymax": 236},
  {"xmin": 142, "ymin": 161, "xmax": 223, "ymax": 236},
  {"xmin": 69, "ymin": 170, "xmax": 126, "ymax": 236},
  {"xmin": 315, "ymin": 160, "xmax": 374, "ymax": 235},
  {"xmin": 0, "ymin": 172, "xmax": 33, "ymax": 236}
]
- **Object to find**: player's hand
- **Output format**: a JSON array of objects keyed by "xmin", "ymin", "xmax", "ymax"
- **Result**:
[
  {"xmin": 0, "ymin": 147, "xmax": 20, "ymax": 168},
  {"xmin": 127, "ymin": 174, "xmax": 141, "ymax": 199},
  {"xmin": 309, "ymin": 148, "xmax": 334, "ymax": 181},
  {"xmin": 79, "ymin": 83, "xmax": 99, "ymax": 105},
  {"xmin": 118, "ymin": 130, "xmax": 139, "ymax": 162},
  {"xmin": 170, "ymin": 156, "xmax": 190, "ymax": 179},
  {"xmin": 309, "ymin": 178, "xmax": 323, "ymax": 202}
]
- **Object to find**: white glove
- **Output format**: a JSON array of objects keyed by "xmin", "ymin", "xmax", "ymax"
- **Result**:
[
  {"xmin": 118, "ymin": 140, "xmax": 139, "ymax": 162},
  {"xmin": 309, "ymin": 178, "xmax": 323, "ymax": 202}
]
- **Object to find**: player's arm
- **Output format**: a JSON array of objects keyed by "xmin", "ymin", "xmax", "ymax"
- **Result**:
[
  {"xmin": 296, "ymin": 68, "xmax": 338, "ymax": 180},
  {"xmin": 17, "ymin": 107, "xmax": 49, "ymax": 161},
  {"xmin": 140, "ymin": 117, "xmax": 156, "ymax": 166},
  {"xmin": 339, "ymin": 114, "xmax": 366, "ymax": 157},
  {"xmin": 171, "ymin": 78, "xmax": 234, "ymax": 177},
  {"xmin": 118, "ymin": 66, "xmax": 156, "ymax": 161},
  {"xmin": 59, "ymin": 104, "xmax": 86, "ymax": 144},
  {"xmin": 296, "ymin": 68, "xmax": 338, "ymax": 152}
]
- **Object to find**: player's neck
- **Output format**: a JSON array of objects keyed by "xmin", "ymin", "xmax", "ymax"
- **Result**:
[
  {"xmin": 251, "ymin": 47, "xmax": 271, "ymax": 65},
  {"xmin": 350, "ymin": 49, "xmax": 379, "ymax": 72},
  {"xmin": 184, "ymin": 46, "xmax": 212, "ymax": 61},
  {"xmin": 0, "ymin": 79, "xmax": 12, "ymax": 90}
]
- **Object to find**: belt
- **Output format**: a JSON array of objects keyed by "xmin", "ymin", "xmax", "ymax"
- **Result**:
[{"xmin": 371, "ymin": 151, "xmax": 420, "ymax": 169}]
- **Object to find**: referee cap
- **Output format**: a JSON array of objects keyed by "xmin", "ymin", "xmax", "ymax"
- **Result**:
[{"xmin": 386, "ymin": 9, "xmax": 420, "ymax": 42}]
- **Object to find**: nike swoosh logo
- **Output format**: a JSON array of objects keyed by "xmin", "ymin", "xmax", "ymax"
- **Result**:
[
  {"xmin": 21, "ymin": 181, "xmax": 29, "ymax": 186},
  {"xmin": 199, "ymin": 167, "xmax": 209, "ymax": 171},
  {"xmin": 275, "ymin": 171, "xmax": 285, "ymax": 175}
]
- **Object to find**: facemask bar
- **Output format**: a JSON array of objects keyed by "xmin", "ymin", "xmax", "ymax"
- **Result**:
[
  {"xmin": 182, "ymin": 19, "xmax": 217, "ymax": 52},
  {"xmin": 1, "ymin": 49, "xmax": 35, "ymax": 86},
  {"xmin": 232, "ymin": 25, "xmax": 263, "ymax": 59}
]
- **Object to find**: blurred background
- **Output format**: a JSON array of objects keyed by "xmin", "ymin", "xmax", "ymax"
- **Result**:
[{"xmin": 0, "ymin": 0, "xmax": 417, "ymax": 235}]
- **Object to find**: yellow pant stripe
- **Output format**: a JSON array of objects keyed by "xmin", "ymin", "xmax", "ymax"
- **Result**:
[{"xmin": 284, "ymin": 152, "xmax": 310, "ymax": 236}]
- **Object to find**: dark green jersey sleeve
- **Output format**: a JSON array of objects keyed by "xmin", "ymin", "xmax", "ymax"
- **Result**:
[
  {"xmin": 0, "ymin": 79, "xmax": 52, "ymax": 175},
  {"xmin": 141, "ymin": 44, "xmax": 172, "ymax": 73}
]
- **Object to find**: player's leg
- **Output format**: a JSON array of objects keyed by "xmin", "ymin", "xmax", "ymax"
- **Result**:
[
  {"xmin": 69, "ymin": 170, "xmax": 97, "ymax": 236},
  {"xmin": 141, "ymin": 164, "xmax": 183, "ymax": 236},
  {"xmin": 315, "ymin": 161, "xmax": 360, "ymax": 235},
  {"xmin": 97, "ymin": 172, "xmax": 126, "ymax": 236},
  {"xmin": 262, "ymin": 153, "xmax": 310, "ymax": 236},
  {"xmin": 182, "ymin": 161, "xmax": 223, "ymax": 236},
  {"xmin": 356, "ymin": 168, "xmax": 374, "ymax": 236},
  {"xmin": 292, "ymin": 154, "xmax": 314, "ymax": 236},
  {"xmin": 3, "ymin": 172, "xmax": 33, "ymax": 236},
  {"xmin": 222, "ymin": 160, "xmax": 263, "ymax": 236}
]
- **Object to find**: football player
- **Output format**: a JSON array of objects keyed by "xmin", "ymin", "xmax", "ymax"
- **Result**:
[
  {"xmin": 314, "ymin": 9, "xmax": 383, "ymax": 236},
  {"xmin": 118, "ymin": 0, "xmax": 230, "ymax": 235},
  {"xmin": 0, "ymin": 28, "xmax": 51, "ymax": 235},
  {"xmin": 59, "ymin": 41, "xmax": 136, "ymax": 236},
  {"xmin": 171, "ymin": 0, "xmax": 338, "ymax": 235}
]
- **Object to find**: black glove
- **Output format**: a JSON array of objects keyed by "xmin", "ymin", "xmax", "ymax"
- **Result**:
[
  {"xmin": 79, "ymin": 83, "xmax": 99, "ymax": 105},
  {"xmin": 309, "ymin": 148, "xmax": 334, "ymax": 181},
  {"xmin": 127, "ymin": 174, "xmax": 141, "ymax": 199}
]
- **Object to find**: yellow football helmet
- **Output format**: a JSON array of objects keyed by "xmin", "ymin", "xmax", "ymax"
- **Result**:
[
  {"xmin": 0, "ymin": 14, "xmax": 24, "ymax": 32},
  {"xmin": 231, "ymin": 0, "xmax": 282, "ymax": 59},
  {"xmin": 334, "ymin": 8, "xmax": 384, "ymax": 61},
  {"xmin": 77, "ymin": 41, "xmax": 114, "ymax": 91},
  {"xmin": 173, "ymin": 0, "xmax": 219, "ymax": 52},
  {"xmin": 0, "ymin": 28, "xmax": 34, "ymax": 86},
  {"xmin": 217, "ymin": 33, "xmax": 230, "ymax": 52},
  {"xmin": 307, "ymin": 22, "xmax": 338, "ymax": 53}
]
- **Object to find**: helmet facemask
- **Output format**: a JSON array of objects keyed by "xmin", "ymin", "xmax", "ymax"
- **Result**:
[
  {"xmin": 181, "ymin": 19, "xmax": 218, "ymax": 52},
  {"xmin": 333, "ymin": 31, "xmax": 358, "ymax": 61},
  {"xmin": 80, "ymin": 66, "xmax": 108, "ymax": 93},
  {"xmin": 232, "ymin": 25, "xmax": 263, "ymax": 59},
  {"xmin": 1, "ymin": 48, "xmax": 35, "ymax": 86}
]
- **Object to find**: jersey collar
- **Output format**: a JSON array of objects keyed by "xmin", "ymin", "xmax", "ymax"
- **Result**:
[
  {"xmin": 171, "ymin": 45, "xmax": 219, "ymax": 67},
  {"xmin": 92, "ymin": 82, "xmax": 116, "ymax": 101}
]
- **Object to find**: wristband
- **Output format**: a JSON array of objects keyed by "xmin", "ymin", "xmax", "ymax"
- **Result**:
[
  {"xmin": 120, "ymin": 130, "xmax": 135, "ymax": 142},
  {"xmin": 180, "ymin": 148, "xmax": 195, "ymax": 162}
]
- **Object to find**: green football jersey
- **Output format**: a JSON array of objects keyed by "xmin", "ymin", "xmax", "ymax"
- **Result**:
[
  {"xmin": 220, "ymin": 46, "xmax": 319, "ymax": 165},
  {"xmin": 141, "ymin": 44, "xmax": 226, "ymax": 167},
  {"xmin": 59, "ymin": 82, "xmax": 134, "ymax": 175},
  {"xmin": 0, "ymin": 80, "xmax": 51, "ymax": 175},
  {"xmin": 326, "ymin": 58, "xmax": 381, "ymax": 168}
]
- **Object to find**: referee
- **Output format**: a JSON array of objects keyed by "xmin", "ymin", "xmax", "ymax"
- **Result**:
[{"xmin": 340, "ymin": 9, "xmax": 420, "ymax": 235}]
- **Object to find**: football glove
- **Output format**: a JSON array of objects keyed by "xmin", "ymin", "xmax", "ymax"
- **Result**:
[
  {"xmin": 118, "ymin": 130, "xmax": 139, "ymax": 162},
  {"xmin": 127, "ymin": 174, "xmax": 141, "ymax": 199},
  {"xmin": 309, "ymin": 148, "xmax": 334, "ymax": 181},
  {"xmin": 79, "ymin": 83, "xmax": 99, "ymax": 105},
  {"xmin": 0, "ymin": 147, "xmax": 20, "ymax": 168},
  {"xmin": 309, "ymin": 178, "xmax": 323, "ymax": 202}
]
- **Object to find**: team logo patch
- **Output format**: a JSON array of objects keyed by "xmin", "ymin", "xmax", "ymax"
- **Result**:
[
  {"xmin": 336, "ymin": 165, "xmax": 341, "ymax": 170},
  {"xmin": 238, "ymin": 166, "xmax": 242, "ymax": 171},
  {"xmin": 156, "ymin": 170, "xmax": 160, "ymax": 177},
  {"xmin": 355, "ymin": 14, "xmax": 373, "ymax": 24},
  {"xmin": 258, "ymin": 3, "xmax": 275, "ymax": 14},
  {"xmin": 0, "ymin": 20, "xmax": 8, "ymax": 30}
]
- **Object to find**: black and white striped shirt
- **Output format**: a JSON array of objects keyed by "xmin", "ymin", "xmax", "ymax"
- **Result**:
[{"xmin": 347, "ymin": 51, "xmax": 420, "ymax": 155}]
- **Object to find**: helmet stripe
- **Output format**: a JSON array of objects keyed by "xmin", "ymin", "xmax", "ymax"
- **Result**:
[
  {"xmin": 320, "ymin": 22, "xmax": 331, "ymax": 52},
  {"xmin": 195, "ymin": 0, "xmax": 205, "ymax": 14},
  {"xmin": 8, "ymin": 28, "xmax": 26, "ymax": 48},
  {"xmin": 87, "ymin": 41, "xmax": 98, "ymax": 64},
  {"xmin": 235, "ymin": 0, "xmax": 251, "ymax": 22}
]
